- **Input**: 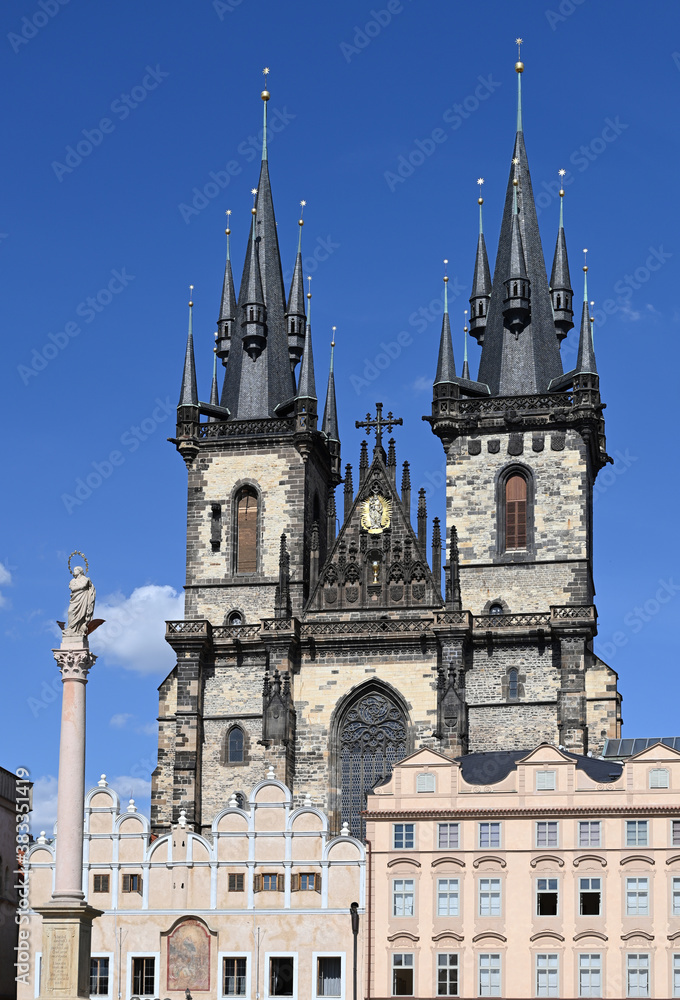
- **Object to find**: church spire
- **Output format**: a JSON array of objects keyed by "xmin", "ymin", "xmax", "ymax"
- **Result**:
[
  {"xmin": 322, "ymin": 326, "xmax": 341, "ymax": 482},
  {"xmin": 297, "ymin": 278, "xmax": 317, "ymax": 404},
  {"xmin": 286, "ymin": 201, "xmax": 307, "ymax": 375},
  {"xmin": 178, "ymin": 287, "xmax": 199, "ymax": 406},
  {"xmin": 461, "ymin": 311, "xmax": 471, "ymax": 381},
  {"xmin": 216, "ymin": 211, "xmax": 237, "ymax": 365},
  {"xmin": 434, "ymin": 263, "xmax": 456, "ymax": 384},
  {"xmin": 241, "ymin": 192, "xmax": 266, "ymax": 360},
  {"xmin": 476, "ymin": 49, "xmax": 564, "ymax": 395},
  {"xmin": 575, "ymin": 251, "xmax": 597, "ymax": 375},
  {"xmin": 549, "ymin": 172, "xmax": 574, "ymax": 340},
  {"xmin": 469, "ymin": 179, "xmax": 492, "ymax": 342}
]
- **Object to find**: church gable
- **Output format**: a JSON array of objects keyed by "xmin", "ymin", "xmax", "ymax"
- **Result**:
[{"xmin": 308, "ymin": 450, "xmax": 442, "ymax": 613}]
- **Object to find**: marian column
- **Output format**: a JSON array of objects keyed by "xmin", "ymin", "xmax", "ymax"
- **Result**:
[{"xmin": 36, "ymin": 555, "xmax": 103, "ymax": 1000}]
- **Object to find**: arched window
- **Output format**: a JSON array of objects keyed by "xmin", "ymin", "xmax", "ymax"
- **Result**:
[
  {"xmin": 505, "ymin": 474, "xmax": 527, "ymax": 550},
  {"xmin": 489, "ymin": 603, "xmax": 504, "ymax": 616},
  {"xmin": 508, "ymin": 669, "xmax": 519, "ymax": 701},
  {"xmin": 336, "ymin": 687, "xmax": 409, "ymax": 838},
  {"xmin": 235, "ymin": 487, "xmax": 258, "ymax": 574},
  {"xmin": 227, "ymin": 610, "xmax": 243, "ymax": 626},
  {"xmin": 227, "ymin": 727, "xmax": 245, "ymax": 764}
]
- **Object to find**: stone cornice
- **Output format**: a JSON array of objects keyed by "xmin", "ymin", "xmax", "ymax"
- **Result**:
[{"xmin": 364, "ymin": 805, "xmax": 680, "ymax": 820}]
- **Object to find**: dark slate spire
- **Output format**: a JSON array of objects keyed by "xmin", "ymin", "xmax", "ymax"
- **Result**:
[
  {"xmin": 216, "ymin": 212, "xmax": 237, "ymax": 365},
  {"xmin": 296, "ymin": 283, "xmax": 317, "ymax": 405},
  {"xmin": 549, "ymin": 181, "xmax": 574, "ymax": 340},
  {"xmin": 576, "ymin": 257, "xmax": 597, "ymax": 375},
  {"xmin": 220, "ymin": 81, "xmax": 296, "ymax": 418},
  {"xmin": 501, "ymin": 178, "xmax": 531, "ymax": 335},
  {"xmin": 462, "ymin": 312, "xmax": 471, "ymax": 381},
  {"xmin": 241, "ymin": 204, "xmax": 266, "ymax": 360},
  {"xmin": 476, "ymin": 57, "xmax": 564, "ymax": 396},
  {"xmin": 208, "ymin": 342, "xmax": 219, "ymax": 421},
  {"xmin": 178, "ymin": 291, "xmax": 199, "ymax": 407},
  {"xmin": 469, "ymin": 183, "xmax": 492, "ymax": 342},
  {"xmin": 434, "ymin": 271, "xmax": 456, "ymax": 384},
  {"xmin": 286, "ymin": 203, "xmax": 307, "ymax": 374},
  {"xmin": 321, "ymin": 330, "xmax": 339, "ymax": 444}
]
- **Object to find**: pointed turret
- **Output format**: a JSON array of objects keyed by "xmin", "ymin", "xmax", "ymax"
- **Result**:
[
  {"xmin": 434, "ymin": 269, "xmax": 456, "ymax": 384},
  {"xmin": 296, "ymin": 280, "xmax": 317, "ymax": 419},
  {"xmin": 216, "ymin": 212, "xmax": 237, "ymax": 365},
  {"xmin": 476, "ymin": 53, "xmax": 564, "ymax": 395},
  {"xmin": 575, "ymin": 256, "xmax": 597, "ymax": 377},
  {"xmin": 286, "ymin": 202, "xmax": 307, "ymax": 374},
  {"xmin": 550, "ymin": 178, "xmax": 574, "ymax": 340},
  {"xmin": 469, "ymin": 182, "xmax": 492, "ymax": 342},
  {"xmin": 208, "ymin": 339, "xmax": 219, "ymax": 421},
  {"xmin": 322, "ymin": 327, "xmax": 341, "ymax": 482},
  {"xmin": 178, "ymin": 290, "xmax": 199, "ymax": 407},
  {"xmin": 241, "ymin": 201, "xmax": 267, "ymax": 360},
  {"xmin": 461, "ymin": 312, "xmax": 471, "ymax": 381},
  {"xmin": 221, "ymin": 75, "xmax": 296, "ymax": 418}
]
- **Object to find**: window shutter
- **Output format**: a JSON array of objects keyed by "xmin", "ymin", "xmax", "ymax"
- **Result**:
[
  {"xmin": 291, "ymin": 873, "xmax": 300, "ymax": 892},
  {"xmin": 314, "ymin": 873, "xmax": 322, "ymax": 893},
  {"xmin": 236, "ymin": 491, "xmax": 258, "ymax": 573},
  {"xmin": 505, "ymin": 475, "xmax": 527, "ymax": 550},
  {"xmin": 122, "ymin": 874, "xmax": 130, "ymax": 893},
  {"xmin": 228, "ymin": 873, "xmax": 244, "ymax": 892},
  {"xmin": 253, "ymin": 874, "xmax": 263, "ymax": 893},
  {"xmin": 136, "ymin": 875, "xmax": 143, "ymax": 894},
  {"xmin": 277, "ymin": 874, "xmax": 285, "ymax": 892}
]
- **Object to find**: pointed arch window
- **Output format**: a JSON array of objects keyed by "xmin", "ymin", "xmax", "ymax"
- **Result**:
[
  {"xmin": 505, "ymin": 474, "xmax": 527, "ymax": 550},
  {"xmin": 508, "ymin": 669, "xmax": 519, "ymax": 701},
  {"xmin": 234, "ymin": 487, "xmax": 258, "ymax": 574},
  {"xmin": 223, "ymin": 725, "xmax": 247, "ymax": 766}
]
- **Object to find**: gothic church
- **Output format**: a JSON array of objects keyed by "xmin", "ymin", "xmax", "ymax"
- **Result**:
[{"xmin": 152, "ymin": 62, "xmax": 621, "ymax": 840}]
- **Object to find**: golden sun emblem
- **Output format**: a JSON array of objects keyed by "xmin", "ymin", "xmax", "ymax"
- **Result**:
[{"xmin": 361, "ymin": 492, "xmax": 392, "ymax": 534}]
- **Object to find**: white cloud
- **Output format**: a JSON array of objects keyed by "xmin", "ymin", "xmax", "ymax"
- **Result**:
[
  {"xmin": 109, "ymin": 712, "xmax": 133, "ymax": 728},
  {"xmin": 108, "ymin": 774, "xmax": 152, "ymax": 809},
  {"xmin": 90, "ymin": 584, "xmax": 184, "ymax": 674},
  {"xmin": 30, "ymin": 774, "xmax": 58, "ymax": 835},
  {"xmin": 412, "ymin": 375, "xmax": 431, "ymax": 393},
  {"xmin": 0, "ymin": 561, "xmax": 12, "ymax": 607},
  {"xmin": 617, "ymin": 301, "xmax": 641, "ymax": 322},
  {"xmin": 135, "ymin": 721, "xmax": 158, "ymax": 736}
]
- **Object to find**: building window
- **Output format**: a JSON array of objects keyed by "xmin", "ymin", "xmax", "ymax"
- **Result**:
[
  {"xmin": 269, "ymin": 956, "xmax": 295, "ymax": 997},
  {"xmin": 579, "ymin": 821, "xmax": 601, "ymax": 848},
  {"xmin": 416, "ymin": 772, "xmax": 435, "ymax": 793},
  {"xmin": 254, "ymin": 873, "xmax": 285, "ymax": 892},
  {"xmin": 122, "ymin": 873, "xmax": 142, "ymax": 893},
  {"xmin": 316, "ymin": 957, "xmax": 342, "ymax": 998},
  {"xmin": 673, "ymin": 954, "xmax": 680, "ymax": 998},
  {"xmin": 228, "ymin": 873, "xmax": 244, "ymax": 893},
  {"xmin": 626, "ymin": 820, "xmax": 648, "ymax": 847},
  {"xmin": 223, "ymin": 957, "xmax": 247, "ymax": 996},
  {"xmin": 578, "ymin": 953, "xmax": 602, "ymax": 997},
  {"xmin": 536, "ymin": 821, "xmax": 559, "ymax": 847},
  {"xmin": 626, "ymin": 953, "xmax": 650, "ymax": 997},
  {"xmin": 437, "ymin": 953, "xmax": 459, "ymax": 996},
  {"xmin": 132, "ymin": 958, "xmax": 155, "ymax": 997},
  {"xmin": 227, "ymin": 727, "xmax": 245, "ymax": 764},
  {"xmin": 438, "ymin": 823, "xmax": 459, "ymax": 849},
  {"xmin": 536, "ymin": 770, "xmax": 556, "ymax": 791},
  {"xmin": 579, "ymin": 877, "xmax": 602, "ymax": 916},
  {"xmin": 90, "ymin": 958, "xmax": 109, "ymax": 996},
  {"xmin": 92, "ymin": 874, "xmax": 110, "ymax": 893},
  {"xmin": 508, "ymin": 668, "xmax": 519, "ymax": 700},
  {"xmin": 478, "ymin": 953, "xmax": 501, "ymax": 997},
  {"xmin": 235, "ymin": 487, "xmax": 258, "ymax": 574},
  {"xmin": 489, "ymin": 602, "xmax": 504, "ymax": 615},
  {"xmin": 673, "ymin": 877, "xmax": 680, "ymax": 916},
  {"xmin": 393, "ymin": 823, "xmax": 415, "ymax": 850},
  {"xmin": 536, "ymin": 954, "xmax": 559, "ymax": 998},
  {"xmin": 479, "ymin": 878, "xmax": 501, "ymax": 917},
  {"xmin": 437, "ymin": 878, "xmax": 460, "ymax": 917},
  {"xmin": 227, "ymin": 610, "xmax": 244, "ymax": 626},
  {"xmin": 505, "ymin": 473, "xmax": 527, "ymax": 550},
  {"xmin": 292, "ymin": 873, "xmax": 321, "ymax": 892},
  {"xmin": 626, "ymin": 878, "xmax": 649, "ymax": 916},
  {"xmin": 479, "ymin": 822, "xmax": 501, "ymax": 848},
  {"xmin": 392, "ymin": 879, "xmax": 415, "ymax": 917},
  {"xmin": 536, "ymin": 878, "xmax": 559, "ymax": 916},
  {"xmin": 392, "ymin": 954, "xmax": 414, "ymax": 996},
  {"xmin": 650, "ymin": 768, "xmax": 669, "ymax": 788}
]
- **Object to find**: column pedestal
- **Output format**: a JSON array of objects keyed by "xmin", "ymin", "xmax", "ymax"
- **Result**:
[{"xmin": 35, "ymin": 902, "xmax": 103, "ymax": 1000}]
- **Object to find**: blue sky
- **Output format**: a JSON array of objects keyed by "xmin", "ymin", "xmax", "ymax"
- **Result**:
[{"xmin": 2, "ymin": 0, "xmax": 679, "ymax": 831}]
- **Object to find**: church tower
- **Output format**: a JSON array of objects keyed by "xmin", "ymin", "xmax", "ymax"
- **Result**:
[
  {"xmin": 152, "ymin": 59, "xmax": 621, "ymax": 842},
  {"xmin": 426, "ymin": 49, "xmax": 621, "ymax": 754}
]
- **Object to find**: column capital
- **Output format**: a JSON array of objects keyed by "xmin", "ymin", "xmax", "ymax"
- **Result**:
[{"xmin": 52, "ymin": 647, "xmax": 97, "ymax": 681}]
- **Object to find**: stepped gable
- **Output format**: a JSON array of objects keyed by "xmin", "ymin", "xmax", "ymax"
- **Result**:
[{"xmin": 307, "ymin": 447, "xmax": 442, "ymax": 613}]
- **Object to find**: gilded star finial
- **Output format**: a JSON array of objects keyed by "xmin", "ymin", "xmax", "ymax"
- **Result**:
[
  {"xmin": 251, "ymin": 188, "xmax": 258, "ymax": 196},
  {"xmin": 477, "ymin": 177, "xmax": 484, "ymax": 186},
  {"xmin": 263, "ymin": 67, "xmax": 270, "ymax": 76},
  {"xmin": 512, "ymin": 157, "xmax": 520, "ymax": 166},
  {"xmin": 515, "ymin": 37, "xmax": 524, "ymax": 72},
  {"xmin": 583, "ymin": 248, "xmax": 588, "ymax": 273},
  {"xmin": 558, "ymin": 168, "xmax": 566, "ymax": 177}
]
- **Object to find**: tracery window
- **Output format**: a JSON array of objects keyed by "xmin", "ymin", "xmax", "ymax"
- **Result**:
[
  {"xmin": 338, "ymin": 690, "xmax": 408, "ymax": 838},
  {"xmin": 226, "ymin": 727, "xmax": 245, "ymax": 764}
]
